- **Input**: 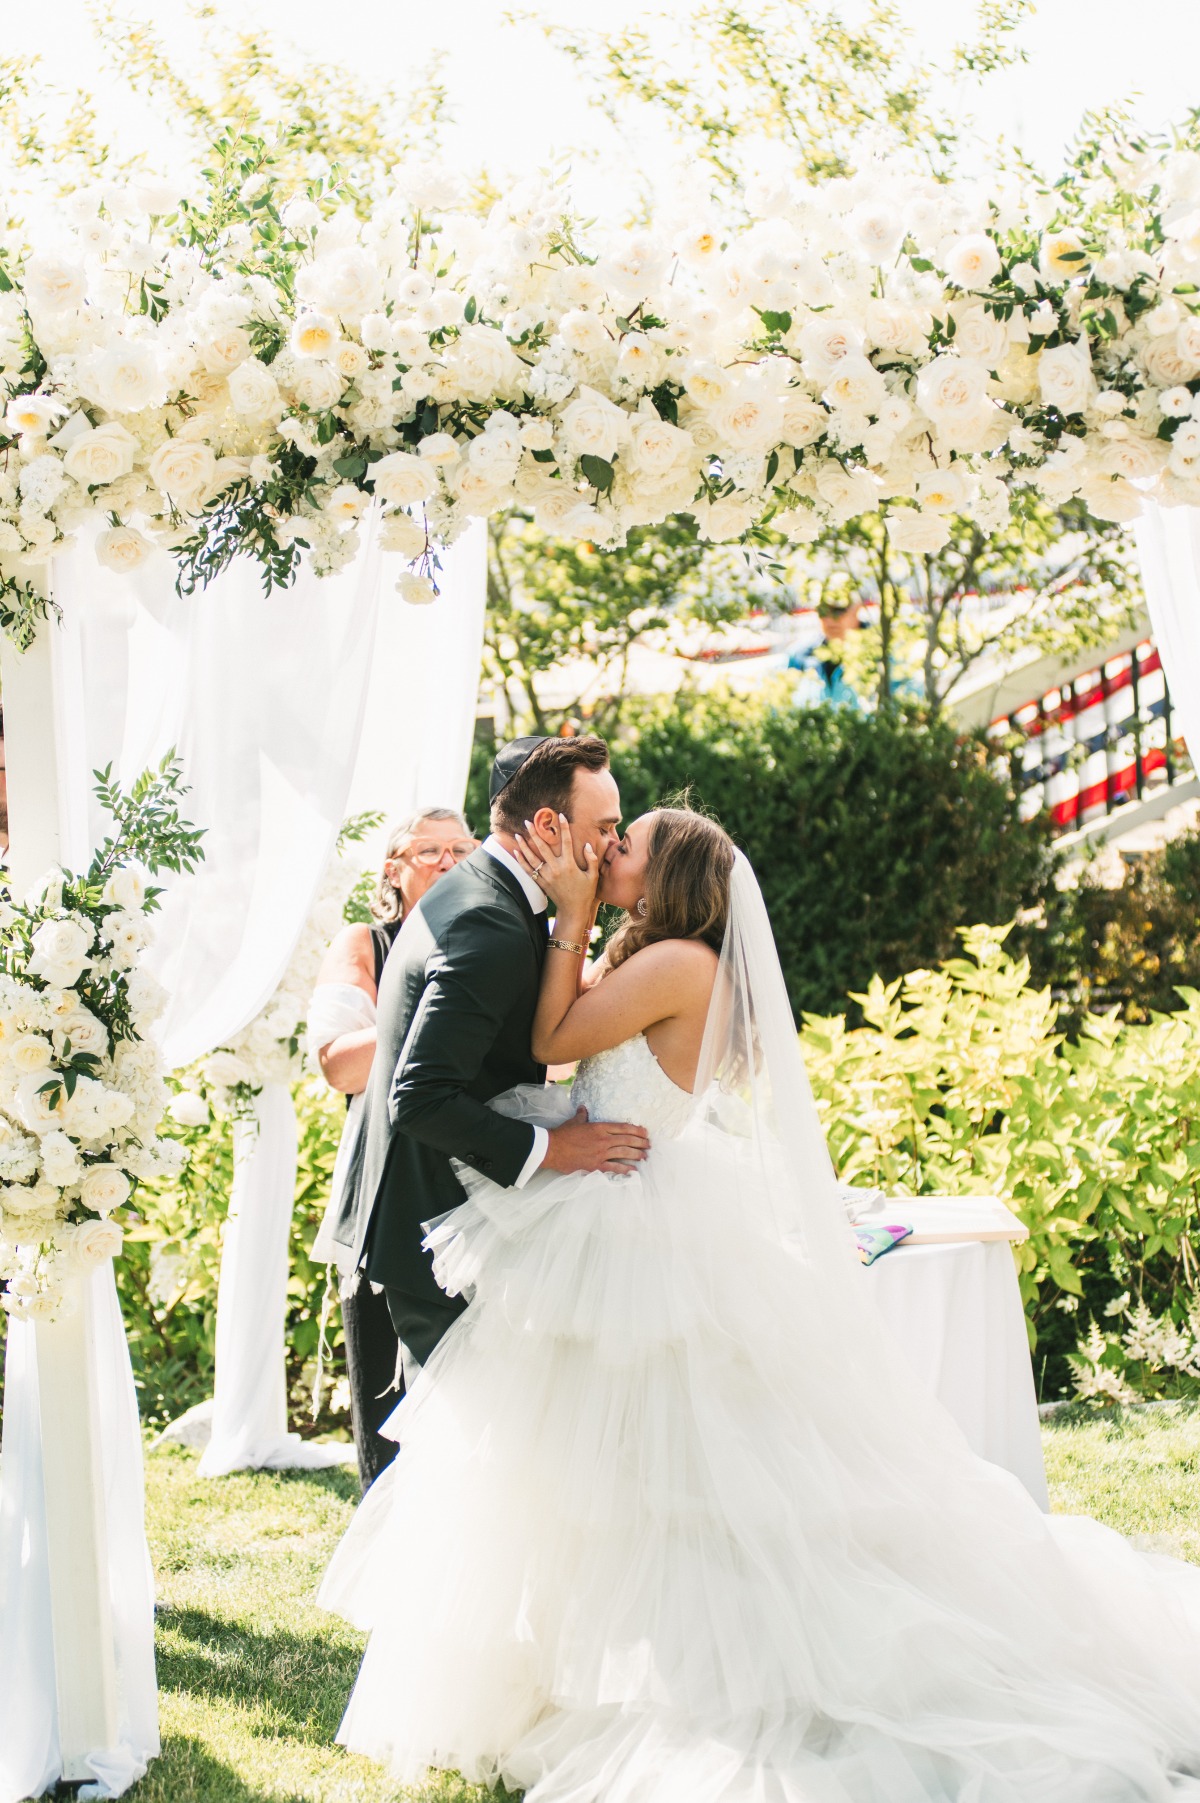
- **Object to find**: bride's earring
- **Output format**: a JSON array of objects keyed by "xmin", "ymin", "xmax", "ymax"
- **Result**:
[{"xmin": 636, "ymin": 897, "xmax": 647, "ymax": 918}]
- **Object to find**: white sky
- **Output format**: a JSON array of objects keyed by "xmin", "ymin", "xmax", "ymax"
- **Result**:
[{"xmin": 3, "ymin": 0, "xmax": 1198, "ymax": 216}]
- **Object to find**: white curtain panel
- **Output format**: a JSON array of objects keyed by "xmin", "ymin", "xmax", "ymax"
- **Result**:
[
  {"xmin": 1133, "ymin": 501, "xmax": 1200, "ymax": 767},
  {"xmin": 346, "ymin": 518, "xmax": 488, "ymax": 848},
  {"xmin": 0, "ymin": 1266, "xmax": 158, "ymax": 1803},
  {"xmin": 53, "ymin": 512, "xmax": 385, "ymax": 1068},
  {"xmin": 199, "ymin": 1083, "xmax": 349, "ymax": 1476}
]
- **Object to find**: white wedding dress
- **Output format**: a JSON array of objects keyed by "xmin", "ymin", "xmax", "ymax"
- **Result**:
[{"xmin": 321, "ymin": 860, "xmax": 1200, "ymax": 1803}]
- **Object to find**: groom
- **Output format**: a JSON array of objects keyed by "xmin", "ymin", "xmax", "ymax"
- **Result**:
[{"xmin": 355, "ymin": 734, "xmax": 651, "ymax": 1382}]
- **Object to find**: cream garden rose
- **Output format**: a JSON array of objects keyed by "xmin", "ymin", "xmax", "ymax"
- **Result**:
[
  {"xmin": 372, "ymin": 451, "xmax": 436, "ymax": 507},
  {"xmin": 148, "ymin": 439, "xmax": 218, "ymax": 509},
  {"xmin": 64, "ymin": 423, "xmax": 138, "ymax": 488},
  {"xmin": 95, "ymin": 526, "xmax": 153, "ymax": 574}
]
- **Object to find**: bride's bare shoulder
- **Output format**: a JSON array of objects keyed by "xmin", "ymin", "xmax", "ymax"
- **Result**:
[{"xmin": 618, "ymin": 937, "xmax": 720, "ymax": 986}]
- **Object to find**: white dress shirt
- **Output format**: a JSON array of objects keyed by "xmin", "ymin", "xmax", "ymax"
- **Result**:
[{"xmin": 481, "ymin": 835, "xmax": 549, "ymax": 1187}]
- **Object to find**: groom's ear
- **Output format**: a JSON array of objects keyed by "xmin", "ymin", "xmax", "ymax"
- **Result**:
[{"xmin": 530, "ymin": 804, "xmax": 560, "ymax": 845}]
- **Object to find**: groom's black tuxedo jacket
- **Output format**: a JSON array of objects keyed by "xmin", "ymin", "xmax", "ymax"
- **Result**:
[{"xmin": 356, "ymin": 847, "xmax": 548, "ymax": 1304}]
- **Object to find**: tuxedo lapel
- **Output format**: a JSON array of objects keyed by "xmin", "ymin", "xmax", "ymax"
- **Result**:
[{"xmin": 466, "ymin": 848, "xmax": 549, "ymax": 962}]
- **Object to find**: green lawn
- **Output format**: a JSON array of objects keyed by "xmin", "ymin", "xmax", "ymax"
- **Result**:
[{"xmin": 116, "ymin": 1407, "xmax": 1200, "ymax": 1803}]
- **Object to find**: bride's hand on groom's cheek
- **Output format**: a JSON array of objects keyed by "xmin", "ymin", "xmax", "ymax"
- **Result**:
[{"xmin": 515, "ymin": 814, "xmax": 599, "ymax": 917}]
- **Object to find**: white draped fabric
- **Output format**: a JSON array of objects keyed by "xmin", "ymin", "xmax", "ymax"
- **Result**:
[
  {"xmin": 1133, "ymin": 501, "xmax": 1200, "ymax": 766},
  {"xmin": 346, "ymin": 520, "xmax": 488, "ymax": 847},
  {"xmin": 198, "ymin": 1084, "xmax": 349, "ymax": 1477},
  {"xmin": 0, "ymin": 1266, "xmax": 158, "ymax": 1803}
]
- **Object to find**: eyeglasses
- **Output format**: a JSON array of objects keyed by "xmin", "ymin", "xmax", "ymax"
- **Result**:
[{"xmin": 404, "ymin": 840, "xmax": 477, "ymax": 866}]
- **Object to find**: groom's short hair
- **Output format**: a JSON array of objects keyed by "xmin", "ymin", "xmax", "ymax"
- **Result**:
[{"xmin": 490, "ymin": 735, "xmax": 610, "ymax": 834}]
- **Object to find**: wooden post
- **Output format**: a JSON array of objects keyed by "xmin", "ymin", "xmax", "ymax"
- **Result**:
[{"xmin": 0, "ymin": 581, "xmax": 122, "ymax": 1778}]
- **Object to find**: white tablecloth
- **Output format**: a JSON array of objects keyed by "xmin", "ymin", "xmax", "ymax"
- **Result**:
[{"xmin": 865, "ymin": 1224, "xmax": 1049, "ymax": 1510}]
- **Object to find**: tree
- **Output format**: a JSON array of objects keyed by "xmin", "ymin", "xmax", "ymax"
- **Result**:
[
  {"xmin": 791, "ymin": 497, "xmax": 1143, "ymax": 717},
  {"xmin": 531, "ymin": 0, "xmax": 1033, "ymax": 208},
  {"xmin": 484, "ymin": 513, "xmax": 776, "ymax": 735}
]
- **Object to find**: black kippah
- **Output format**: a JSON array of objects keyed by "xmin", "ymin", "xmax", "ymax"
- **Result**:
[{"xmin": 489, "ymin": 735, "xmax": 552, "ymax": 803}]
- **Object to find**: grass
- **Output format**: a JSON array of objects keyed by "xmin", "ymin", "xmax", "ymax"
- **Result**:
[{"xmin": 106, "ymin": 1409, "xmax": 1200, "ymax": 1801}]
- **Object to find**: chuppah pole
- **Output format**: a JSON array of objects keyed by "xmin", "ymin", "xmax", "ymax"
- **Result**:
[{"xmin": 0, "ymin": 574, "xmax": 122, "ymax": 1781}]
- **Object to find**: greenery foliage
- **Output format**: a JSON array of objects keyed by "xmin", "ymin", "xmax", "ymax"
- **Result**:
[
  {"xmin": 1024, "ymin": 828, "xmax": 1200, "ymax": 1030},
  {"xmin": 119, "ymin": 1077, "xmax": 348, "ymax": 1433},
  {"xmin": 802, "ymin": 925, "xmax": 1200, "ymax": 1400}
]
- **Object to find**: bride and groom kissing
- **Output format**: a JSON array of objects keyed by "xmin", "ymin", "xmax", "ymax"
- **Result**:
[{"xmin": 322, "ymin": 732, "xmax": 1200, "ymax": 1802}]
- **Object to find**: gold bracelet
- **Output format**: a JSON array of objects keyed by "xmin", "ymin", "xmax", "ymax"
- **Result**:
[{"xmin": 547, "ymin": 936, "xmax": 586, "ymax": 955}]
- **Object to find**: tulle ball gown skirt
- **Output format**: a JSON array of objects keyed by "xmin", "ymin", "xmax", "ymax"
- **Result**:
[{"xmin": 320, "ymin": 1118, "xmax": 1200, "ymax": 1802}]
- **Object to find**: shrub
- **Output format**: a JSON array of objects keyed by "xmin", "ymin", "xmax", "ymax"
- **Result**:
[
  {"xmin": 118, "ymin": 1077, "xmax": 348, "ymax": 1433},
  {"xmin": 802, "ymin": 925, "xmax": 1200, "ymax": 1400}
]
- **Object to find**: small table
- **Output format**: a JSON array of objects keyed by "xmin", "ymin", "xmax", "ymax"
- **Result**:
[{"xmin": 860, "ymin": 1198, "xmax": 1049, "ymax": 1509}]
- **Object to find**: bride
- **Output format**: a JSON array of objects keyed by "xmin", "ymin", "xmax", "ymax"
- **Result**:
[{"xmin": 321, "ymin": 806, "xmax": 1200, "ymax": 1802}]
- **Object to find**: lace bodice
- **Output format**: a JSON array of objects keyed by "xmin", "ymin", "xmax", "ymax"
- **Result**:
[{"xmin": 570, "ymin": 1033, "xmax": 696, "ymax": 1141}]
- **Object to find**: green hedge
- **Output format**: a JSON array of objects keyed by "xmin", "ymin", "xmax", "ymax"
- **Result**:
[{"xmin": 470, "ymin": 689, "xmax": 1056, "ymax": 1018}]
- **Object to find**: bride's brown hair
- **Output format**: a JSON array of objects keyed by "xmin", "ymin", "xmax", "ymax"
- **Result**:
[{"xmin": 606, "ymin": 806, "xmax": 735, "ymax": 970}]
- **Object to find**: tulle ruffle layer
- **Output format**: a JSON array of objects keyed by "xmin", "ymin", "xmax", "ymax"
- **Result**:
[{"xmin": 321, "ymin": 1130, "xmax": 1200, "ymax": 1802}]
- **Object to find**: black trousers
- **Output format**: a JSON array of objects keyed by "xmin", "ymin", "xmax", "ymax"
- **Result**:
[
  {"xmin": 340, "ymin": 1268, "xmax": 402, "ymax": 1493},
  {"xmin": 384, "ymin": 1285, "xmax": 466, "ymax": 1391}
]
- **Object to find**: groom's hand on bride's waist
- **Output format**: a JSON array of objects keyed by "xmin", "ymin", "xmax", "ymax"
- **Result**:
[{"xmin": 542, "ymin": 1107, "xmax": 650, "ymax": 1175}]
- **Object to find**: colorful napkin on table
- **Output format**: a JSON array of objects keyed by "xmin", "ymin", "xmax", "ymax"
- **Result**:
[{"xmin": 855, "ymin": 1223, "xmax": 913, "ymax": 1265}]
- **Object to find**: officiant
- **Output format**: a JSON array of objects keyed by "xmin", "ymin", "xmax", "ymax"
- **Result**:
[{"xmin": 307, "ymin": 808, "xmax": 477, "ymax": 1490}]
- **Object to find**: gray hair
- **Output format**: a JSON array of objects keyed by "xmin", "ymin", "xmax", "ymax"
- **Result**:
[{"xmin": 374, "ymin": 806, "xmax": 471, "ymax": 921}]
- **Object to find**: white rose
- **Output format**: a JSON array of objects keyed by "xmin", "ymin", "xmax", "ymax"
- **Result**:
[
  {"xmin": 798, "ymin": 317, "xmax": 863, "ymax": 376},
  {"xmin": 696, "ymin": 495, "xmax": 755, "ymax": 542},
  {"xmin": 468, "ymin": 424, "xmax": 521, "ymax": 479},
  {"xmin": 559, "ymin": 386, "xmax": 628, "ymax": 463},
  {"xmin": 397, "ymin": 570, "xmax": 437, "ymax": 605},
  {"xmin": 54, "ymin": 1006, "xmax": 108, "ymax": 1058},
  {"xmin": 779, "ymin": 393, "xmax": 828, "ymax": 449},
  {"xmin": 772, "ymin": 505, "xmax": 823, "ymax": 544},
  {"xmin": 1039, "ymin": 230, "xmax": 1089, "ymax": 284},
  {"xmin": 915, "ymin": 354, "xmax": 990, "ymax": 428},
  {"xmin": 863, "ymin": 301, "xmax": 930, "ymax": 357},
  {"xmin": 379, "ymin": 512, "xmax": 428, "ymax": 557},
  {"xmin": 822, "ymin": 355, "xmax": 887, "ymax": 416},
  {"xmin": 1175, "ymin": 316, "xmax": 1200, "ymax": 368},
  {"xmin": 6, "ymin": 394, "xmax": 68, "ymax": 437},
  {"xmin": 518, "ymin": 417, "xmax": 555, "ymax": 453},
  {"xmin": 93, "ymin": 340, "xmax": 164, "ymax": 414},
  {"xmin": 291, "ymin": 361, "xmax": 345, "ymax": 411},
  {"xmin": 1038, "ymin": 340, "xmax": 1093, "ymax": 416},
  {"xmin": 1078, "ymin": 473, "xmax": 1143, "ymax": 524},
  {"xmin": 887, "ymin": 509, "xmax": 952, "ymax": 554},
  {"xmin": 559, "ymin": 309, "xmax": 609, "ymax": 355},
  {"xmin": 815, "ymin": 462, "xmax": 878, "ymax": 524},
  {"xmin": 24, "ymin": 254, "xmax": 86, "ymax": 314},
  {"xmin": 305, "ymin": 248, "xmax": 384, "ymax": 323},
  {"xmin": 63, "ymin": 423, "xmax": 138, "ymax": 489},
  {"xmin": 68, "ymin": 1216, "xmax": 125, "ymax": 1264},
  {"xmin": 95, "ymin": 526, "xmax": 153, "ymax": 574},
  {"xmin": 914, "ymin": 467, "xmax": 969, "ymax": 512},
  {"xmin": 949, "ymin": 304, "xmax": 1008, "ymax": 368},
  {"xmin": 105, "ymin": 913, "xmax": 149, "ymax": 970},
  {"xmin": 446, "ymin": 325, "xmax": 523, "ymax": 403},
  {"xmin": 28, "ymin": 918, "xmax": 92, "ymax": 988},
  {"xmin": 324, "ymin": 482, "xmax": 367, "ymax": 522},
  {"xmin": 102, "ymin": 865, "xmax": 147, "ymax": 912},
  {"xmin": 371, "ymin": 450, "xmax": 436, "ymax": 507},
  {"xmin": 201, "ymin": 328, "xmax": 251, "ymax": 375},
  {"xmin": 1160, "ymin": 385, "xmax": 1195, "ymax": 419},
  {"xmin": 282, "ymin": 197, "xmax": 321, "ymax": 233},
  {"xmin": 168, "ymin": 1090, "xmax": 210, "ymax": 1129},
  {"xmin": 615, "ymin": 333, "xmax": 664, "ymax": 388},
  {"xmin": 15, "ymin": 1071, "xmax": 66, "ymax": 1136},
  {"xmin": 148, "ymin": 439, "xmax": 218, "ymax": 508},
  {"xmin": 627, "ymin": 415, "xmax": 694, "ymax": 478},
  {"xmin": 943, "ymin": 233, "xmax": 1002, "ymax": 290},
  {"xmin": 227, "ymin": 357, "xmax": 281, "ymax": 419},
  {"xmin": 291, "ymin": 313, "xmax": 339, "ymax": 358},
  {"xmin": 711, "ymin": 390, "xmax": 784, "ymax": 455},
  {"xmin": 7, "ymin": 1033, "xmax": 53, "ymax": 1074},
  {"xmin": 334, "ymin": 342, "xmax": 369, "ymax": 380},
  {"xmin": 682, "ymin": 362, "xmax": 732, "ymax": 408},
  {"xmin": 848, "ymin": 203, "xmax": 904, "ymax": 263},
  {"xmin": 40, "ymin": 1130, "xmax": 82, "ymax": 1188},
  {"xmin": 203, "ymin": 1050, "xmax": 253, "ymax": 1090},
  {"xmin": 451, "ymin": 462, "xmax": 510, "ymax": 511},
  {"xmin": 418, "ymin": 432, "xmax": 461, "ymax": 465},
  {"xmin": 1143, "ymin": 335, "xmax": 1200, "ymax": 389}
]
